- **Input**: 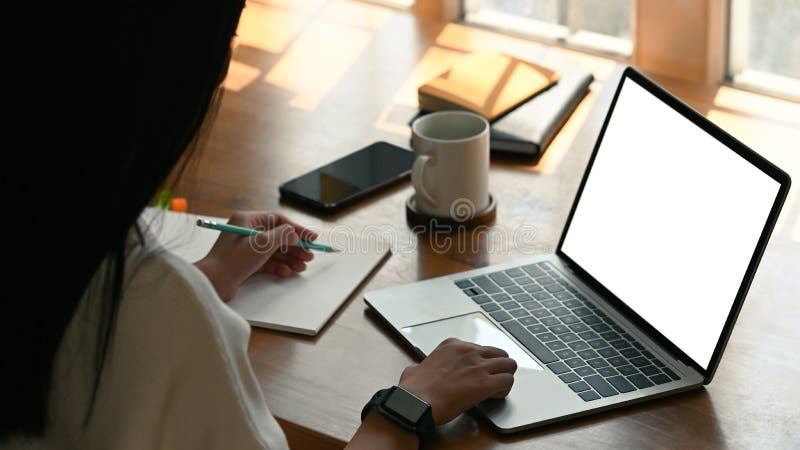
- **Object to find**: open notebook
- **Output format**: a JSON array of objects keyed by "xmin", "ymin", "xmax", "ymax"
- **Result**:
[{"xmin": 142, "ymin": 208, "xmax": 390, "ymax": 335}]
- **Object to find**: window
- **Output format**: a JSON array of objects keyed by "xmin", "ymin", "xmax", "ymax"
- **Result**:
[
  {"xmin": 463, "ymin": 0, "xmax": 633, "ymax": 57},
  {"xmin": 369, "ymin": 0, "xmax": 414, "ymax": 7},
  {"xmin": 729, "ymin": 0, "xmax": 800, "ymax": 101}
]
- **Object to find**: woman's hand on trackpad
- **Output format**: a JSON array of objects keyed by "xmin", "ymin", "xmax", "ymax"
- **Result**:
[{"xmin": 397, "ymin": 337, "xmax": 517, "ymax": 425}]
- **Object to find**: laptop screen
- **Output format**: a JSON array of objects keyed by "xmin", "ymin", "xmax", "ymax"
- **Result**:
[{"xmin": 559, "ymin": 76, "xmax": 781, "ymax": 370}]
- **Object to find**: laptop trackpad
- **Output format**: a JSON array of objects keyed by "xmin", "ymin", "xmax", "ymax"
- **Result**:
[{"xmin": 401, "ymin": 313, "xmax": 543, "ymax": 374}]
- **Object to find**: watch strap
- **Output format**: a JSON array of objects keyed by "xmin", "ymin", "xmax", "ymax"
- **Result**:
[
  {"xmin": 360, "ymin": 388, "xmax": 390, "ymax": 422},
  {"xmin": 361, "ymin": 387, "xmax": 434, "ymax": 449}
]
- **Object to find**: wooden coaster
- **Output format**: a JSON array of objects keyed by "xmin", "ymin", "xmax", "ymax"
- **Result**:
[{"xmin": 406, "ymin": 195, "xmax": 497, "ymax": 230}]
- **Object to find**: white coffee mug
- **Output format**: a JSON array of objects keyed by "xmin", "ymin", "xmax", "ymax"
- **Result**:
[{"xmin": 411, "ymin": 111, "xmax": 490, "ymax": 220}]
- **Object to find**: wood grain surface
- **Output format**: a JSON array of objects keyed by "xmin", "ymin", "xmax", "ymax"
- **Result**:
[{"xmin": 174, "ymin": 1, "xmax": 800, "ymax": 448}]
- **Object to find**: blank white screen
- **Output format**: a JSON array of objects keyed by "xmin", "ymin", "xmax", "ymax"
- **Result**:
[{"xmin": 561, "ymin": 78, "xmax": 780, "ymax": 369}]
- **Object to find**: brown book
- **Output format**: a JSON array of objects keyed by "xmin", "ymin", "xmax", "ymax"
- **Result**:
[{"xmin": 418, "ymin": 51, "xmax": 560, "ymax": 121}]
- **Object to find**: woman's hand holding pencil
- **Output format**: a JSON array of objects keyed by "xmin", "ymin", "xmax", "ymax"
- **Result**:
[{"xmin": 194, "ymin": 212, "xmax": 324, "ymax": 301}]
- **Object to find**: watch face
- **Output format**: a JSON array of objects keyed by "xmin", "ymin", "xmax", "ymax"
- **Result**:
[{"xmin": 384, "ymin": 388, "xmax": 428, "ymax": 423}]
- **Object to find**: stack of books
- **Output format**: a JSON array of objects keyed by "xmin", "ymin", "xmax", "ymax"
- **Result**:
[{"xmin": 415, "ymin": 51, "xmax": 594, "ymax": 161}]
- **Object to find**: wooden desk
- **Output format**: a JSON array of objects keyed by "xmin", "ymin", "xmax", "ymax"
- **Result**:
[{"xmin": 180, "ymin": 1, "xmax": 800, "ymax": 448}]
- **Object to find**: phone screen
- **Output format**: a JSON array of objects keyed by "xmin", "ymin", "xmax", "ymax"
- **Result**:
[{"xmin": 280, "ymin": 142, "xmax": 414, "ymax": 210}]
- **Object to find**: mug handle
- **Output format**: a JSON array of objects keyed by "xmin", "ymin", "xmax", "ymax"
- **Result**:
[{"xmin": 411, "ymin": 154, "xmax": 436, "ymax": 207}]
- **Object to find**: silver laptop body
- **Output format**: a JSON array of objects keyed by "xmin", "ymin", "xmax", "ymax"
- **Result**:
[{"xmin": 364, "ymin": 68, "xmax": 790, "ymax": 433}]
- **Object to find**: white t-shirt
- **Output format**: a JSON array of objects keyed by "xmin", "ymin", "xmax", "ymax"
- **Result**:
[{"xmin": 5, "ymin": 229, "xmax": 288, "ymax": 450}]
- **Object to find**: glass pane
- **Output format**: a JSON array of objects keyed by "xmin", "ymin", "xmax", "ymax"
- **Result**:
[
  {"xmin": 745, "ymin": 0, "xmax": 800, "ymax": 79},
  {"xmin": 567, "ymin": 0, "xmax": 630, "ymax": 40},
  {"xmin": 367, "ymin": 0, "xmax": 413, "ymax": 7},
  {"xmin": 729, "ymin": 0, "xmax": 800, "ymax": 101},
  {"xmin": 464, "ymin": 0, "xmax": 632, "ymax": 56},
  {"xmin": 467, "ymin": 0, "xmax": 561, "ymax": 24}
]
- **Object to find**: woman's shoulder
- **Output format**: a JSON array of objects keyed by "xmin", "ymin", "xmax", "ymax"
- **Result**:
[
  {"xmin": 106, "ymin": 241, "xmax": 286, "ymax": 449},
  {"xmin": 122, "ymin": 240, "xmax": 249, "ymax": 341}
]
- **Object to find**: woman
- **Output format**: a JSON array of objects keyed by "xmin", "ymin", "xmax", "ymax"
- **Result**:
[{"xmin": 3, "ymin": 1, "xmax": 517, "ymax": 449}]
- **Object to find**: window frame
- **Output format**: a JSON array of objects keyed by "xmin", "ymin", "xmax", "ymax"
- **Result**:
[
  {"xmin": 727, "ymin": 0, "xmax": 800, "ymax": 102},
  {"xmin": 460, "ymin": 0, "xmax": 635, "ymax": 58}
]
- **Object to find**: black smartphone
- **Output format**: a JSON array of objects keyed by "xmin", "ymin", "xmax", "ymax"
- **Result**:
[{"xmin": 279, "ymin": 141, "xmax": 414, "ymax": 213}]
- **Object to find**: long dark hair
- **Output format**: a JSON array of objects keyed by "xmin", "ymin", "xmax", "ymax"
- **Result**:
[{"xmin": 3, "ymin": 0, "xmax": 245, "ymax": 440}]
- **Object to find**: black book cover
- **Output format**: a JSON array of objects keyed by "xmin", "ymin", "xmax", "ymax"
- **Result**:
[{"xmin": 489, "ymin": 67, "xmax": 593, "ymax": 160}]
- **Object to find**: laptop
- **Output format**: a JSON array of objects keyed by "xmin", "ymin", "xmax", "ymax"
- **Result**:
[{"xmin": 364, "ymin": 67, "xmax": 791, "ymax": 432}]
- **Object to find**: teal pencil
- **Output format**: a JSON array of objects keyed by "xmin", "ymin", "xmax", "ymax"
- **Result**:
[{"xmin": 196, "ymin": 219, "xmax": 338, "ymax": 253}]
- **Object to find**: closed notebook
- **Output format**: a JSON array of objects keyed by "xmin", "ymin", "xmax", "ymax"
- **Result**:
[
  {"xmin": 489, "ymin": 67, "xmax": 594, "ymax": 159},
  {"xmin": 418, "ymin": 51, "xmax": 560, "ymax": 122},
  {"xmin": 143, "ymin": 208, "xmax": 389, "ymax": 336}
]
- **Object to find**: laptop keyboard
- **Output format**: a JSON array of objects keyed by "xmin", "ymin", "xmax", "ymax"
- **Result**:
[{"xmin": 455, "ymin": 261, "xmax": 681, "ymax": 402}]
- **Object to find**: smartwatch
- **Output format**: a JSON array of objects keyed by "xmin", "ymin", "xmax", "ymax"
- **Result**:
[{"xmin": 361, "ymin": 386, "xmax": 435, "ymax": 449}]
